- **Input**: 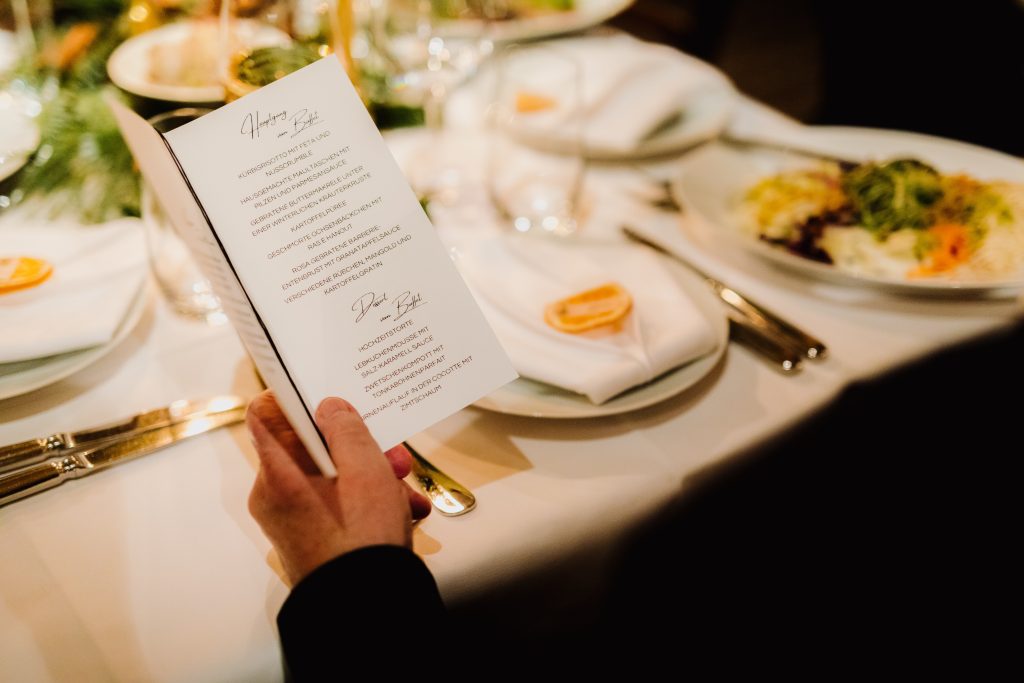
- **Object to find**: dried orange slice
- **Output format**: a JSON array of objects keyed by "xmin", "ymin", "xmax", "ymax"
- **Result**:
[
  {"xmin": 0, "ymin": 256, "xmax": 54, "ymax": 295},
  {"xmin": 544, "ymin": 283, "xmax": 633, "ymax": 334},
  {"xmin": 515, "ymin": 91, "xmax": 557, "ymax": 113}
]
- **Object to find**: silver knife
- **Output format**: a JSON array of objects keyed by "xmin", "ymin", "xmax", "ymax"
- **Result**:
[
  {"xmin": 622, "ymin": 226, "xmax": 828, "ymax": 360},
  {"xmin": 728, "ymin": 314, "xmax": 802, "ymax": 373},
  {"xmin": 0, "ymin": 396, "xmax": 247, "ymax": 474},
  {"xmin": 0, "ymin": 407, "xmax": 247, "ymax": 507}
]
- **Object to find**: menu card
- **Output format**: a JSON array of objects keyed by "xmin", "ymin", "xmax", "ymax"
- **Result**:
[{"xmin": 110, "ymin": 56, "xmax": 516, "ymax": 476}]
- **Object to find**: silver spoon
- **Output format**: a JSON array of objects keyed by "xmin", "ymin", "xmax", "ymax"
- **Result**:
[{"xmin": 405, "ymin": 441, "xmax": 476, "ymax": 517}]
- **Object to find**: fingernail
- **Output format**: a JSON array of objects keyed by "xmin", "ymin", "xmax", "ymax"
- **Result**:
[{"xmin": 316, "ymin": 397, "xmax": 354, "ymax": 421}]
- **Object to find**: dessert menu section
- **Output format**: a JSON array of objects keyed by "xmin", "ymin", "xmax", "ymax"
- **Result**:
[{"xmin": 162, "ymin": 56, "xmax": 516, "ymax": 454}]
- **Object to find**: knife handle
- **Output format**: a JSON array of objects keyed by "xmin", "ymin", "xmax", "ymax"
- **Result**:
[
  {"xmin": 718, "ymin": 286, "xmax": 827, "ymax": 360},
  {"xmin": 728, "ymin": 315, "xmax": 803, "ymax": 373},
  {"xmin": 0, "ymin": 436, "xmax": 63, "ymax": 474},
  {"xmin": 0, "ymin": 457, "xmax": 80, "ymax": 507}
]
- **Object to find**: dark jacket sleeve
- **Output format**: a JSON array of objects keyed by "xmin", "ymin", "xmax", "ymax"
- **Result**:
[{"xmin": 277, "ymin": 544, "xmax": 447, "ymax": 682}]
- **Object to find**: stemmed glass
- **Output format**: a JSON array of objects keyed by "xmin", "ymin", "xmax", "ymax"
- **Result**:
[
  {"xmin": 382, "ymin": 0, "xmax": 500, "ymax": 205},
  {"xmin": 0, "ymin": 0, "xmax": 50, "ymax": 191},
  {"xmin": 220, "ymin": 0, "xmax": 355, "ymax": 101}
]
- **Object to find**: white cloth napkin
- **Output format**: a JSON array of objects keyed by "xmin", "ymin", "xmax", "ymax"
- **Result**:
[
  {"xmin": 505, "ymin": 35, "xmax": 725, "ymax": 155},
  {"xmin": 456, "ymin": 235, "xmax": 717, "ymax": 404},
  {"xmin": 0, "ymin": 219, "xmax": 147, "ymax": 363}
]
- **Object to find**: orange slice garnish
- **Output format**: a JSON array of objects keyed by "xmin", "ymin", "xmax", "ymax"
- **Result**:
[
  {"xmin": 0, "ymin": 256, "xmax": 54, "ymax": 295},
  {"xmin": 544, "ymin": 283, "xmax": 633, "ymax": 334},
  {"xmin": 515, "ymin": 91, "xmax": 557, "ymax": 113}
]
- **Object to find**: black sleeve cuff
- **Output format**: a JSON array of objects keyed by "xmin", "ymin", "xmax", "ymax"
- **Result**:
[{"xmin": 277, "ymin": 545, "xmax": 446, "ymax": 681}]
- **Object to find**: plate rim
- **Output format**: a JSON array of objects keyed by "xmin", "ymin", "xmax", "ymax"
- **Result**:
[
  {"xmin": 673, "ymin": 125, "xmax": 1024, "ymax": 295},
  {"xmin": 0, "ymin": 106, "xmax": 41, "ymax": 183},
  {"xmin": 0, "ymin": 281, "xmax": 151, "ymax": 401},
  {"xmin": 436, "ymin": 0, "xmax": 637, "ymax": 42},
  {"xmin": 472, "ymin": 257, "xmax": 728, "ymax": 418},
  {"xmin": 106, "ymin": 21, "xmax": 225, "ymax": 103}
]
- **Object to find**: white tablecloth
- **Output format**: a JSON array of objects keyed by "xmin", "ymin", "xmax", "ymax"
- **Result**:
[{"xmin": 1, "ymin": 98, "xmax": 1020, "ymax": 682}]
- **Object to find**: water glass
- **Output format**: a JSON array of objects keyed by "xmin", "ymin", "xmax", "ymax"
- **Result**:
[
  {"xmin": 486, "ymin": 45, "xmax": 583, "ymax": 236},
  {"xmin": 142, "ymin": 108, "xmax": 225, "ymax": 324}
]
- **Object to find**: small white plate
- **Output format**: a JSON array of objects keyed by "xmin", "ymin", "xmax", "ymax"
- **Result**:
[
  {"xmin": 673, "ymin": 127, "xmax": 1024, "ymax": 296},
  {"xmin": 0, "ymin": 96, "xmax": 41, "ymax": 183},
  {"xmin": 436, "ymin": 0, "xmax": 635, "ymax": 42},
  {"xmin": 473, "ymin": 260, "xmax": 727, "ymax": 418},
  {"xmin": 0, "ymin": 282, "xmax": 150, "ymax": 401}
]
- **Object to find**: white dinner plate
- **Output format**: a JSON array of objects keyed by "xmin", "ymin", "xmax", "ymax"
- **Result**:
[
  {"xmin": 0, "ymin": 96, "xmax": 40, "ymax": 183},
  {"xmin": 0, "ymin": 282, "xmax": 150, "ymax": 401},
  {"xmin": 436, "ymin": 0, "xmax": 635, "ymax": 42},
  {"xmin": 446, "ymin": 35, "xmax": 736, "ymax": 160},
  {"xmin": 107, "ymin": 20, "xmax": 290, "ymax": 103},
  {"xmin": 473, "ymin": 259, "xmax": 728, "ymax": 418},
  {"xmin": 673, "ymin": 127, "xmax": 1024, "ymax": 296}
]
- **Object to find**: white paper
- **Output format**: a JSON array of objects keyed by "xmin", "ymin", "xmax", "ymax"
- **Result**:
[{"xmin": 111, "ymin": 56, "xmax": 516, "ymax": 475}]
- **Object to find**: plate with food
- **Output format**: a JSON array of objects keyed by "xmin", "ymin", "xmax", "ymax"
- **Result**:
[
  {"xmin": 433, "ymin": 0, "xmax": 635, "ymax": 42},
  {"xmin": 674, "ymin": 127, "xmax": 1024, "ymax": 295},
  {"xmin": 107, "ymin": 19, "xmax": 291, "ymax": 103}
]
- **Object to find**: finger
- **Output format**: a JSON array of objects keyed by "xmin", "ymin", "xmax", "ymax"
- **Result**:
[
  {"xmin": 383, "ymin": 444, "xmax": 413, "ymax": 479},
  {"xmin": 405, "ymin": 482, "xmax": 432, "ymax": 520},
  {"xmin": 247, "ymin": 391, "xmax": 319, "ymax": 476},
  {"xmin": 315, "ymin": 398, "xmax": 394, "ymax": 482},
  {"xmin": 247, "ymin": 398, "xmax": 319, "ymax": 503}
]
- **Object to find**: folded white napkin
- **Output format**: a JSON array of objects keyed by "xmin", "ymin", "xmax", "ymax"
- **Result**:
[
  {"xmin": 0, "ymin": 219, "xmax": 147, "ymax": 363},
  {"xmin": 504, "ymin": 35, "xmax": 725, "ymax": 155},
  {"xmin": 456, "ymin": 235, "xmax": 717, "ymax": 404}
]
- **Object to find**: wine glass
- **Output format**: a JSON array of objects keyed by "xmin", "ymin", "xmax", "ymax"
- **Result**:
[
  {"xmin": 383, "ymin": 0, "xmax": 500, "ymax": 205},
  {"xmin": 0, "ymin": 0, "xmax": 50, "ymax": 189},
  {"xmin": 487, "ymin": 44, "xmax": 584, "ymax": 236},
  {"xmin": 220, "ymin": 0, "xmax": 356, "ymax": 101}
]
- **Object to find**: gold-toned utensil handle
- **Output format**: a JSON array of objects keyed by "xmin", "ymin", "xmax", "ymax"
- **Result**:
[
  {"xmin": 728, "ymin": 315, "xmax": 802, "ymax": 374},
  {"xmin": 405, "ymin": 443, "xmax": 476, "ymax": 517},
  {"xmin": 0, "ymin": 456, "xmax": 84, "ymax": 507},
  {"xmin": 0, "ymin": 436, "xmax": 65, "ymax": 473}
]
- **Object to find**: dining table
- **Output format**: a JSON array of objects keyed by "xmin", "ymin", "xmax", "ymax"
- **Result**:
[{"xmin": 2, "ymin": 37, "xmax": 1022, "ymax": 683}]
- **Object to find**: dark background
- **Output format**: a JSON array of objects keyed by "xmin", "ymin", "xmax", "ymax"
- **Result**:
[{"xmin": 612, "ymin": 0, "xmax": 1024, "ymax": 156}]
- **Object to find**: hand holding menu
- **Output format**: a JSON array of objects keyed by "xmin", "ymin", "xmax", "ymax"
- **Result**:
[{"xmin": 111, "ymin": 57, "xmax": 516, "ymax": 476}]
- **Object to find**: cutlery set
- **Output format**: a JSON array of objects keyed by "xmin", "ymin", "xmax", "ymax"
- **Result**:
[
  {"xmin": 0, "ymin": 396, "xmax": 476, "ymax": 515},
  {"xmin": 621, "ymin": 226, "xmax": 827, "ymax": 373}
]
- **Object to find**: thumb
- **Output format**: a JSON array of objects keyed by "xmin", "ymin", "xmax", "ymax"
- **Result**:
[{"xmin": 315, "ymin": 398, "xmax": 393, "ymax": 483}]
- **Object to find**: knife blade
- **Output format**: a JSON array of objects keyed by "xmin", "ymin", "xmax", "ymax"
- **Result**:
[
  {"xmin": 0, "ymin": 407, "xmax": 246, "ymax": 507},
  {"xmin": 0, "ymin": 395, "xmax": 247, "ymax": 474},
  {"xmin": 621, "ymin": 226, "xmax": 828, "ymax": 360}
]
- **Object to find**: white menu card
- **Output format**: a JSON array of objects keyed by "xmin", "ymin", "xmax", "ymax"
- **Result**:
[{"xmin": 110, "ymin": 56, "xmax": 516, "ymax": 476}]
